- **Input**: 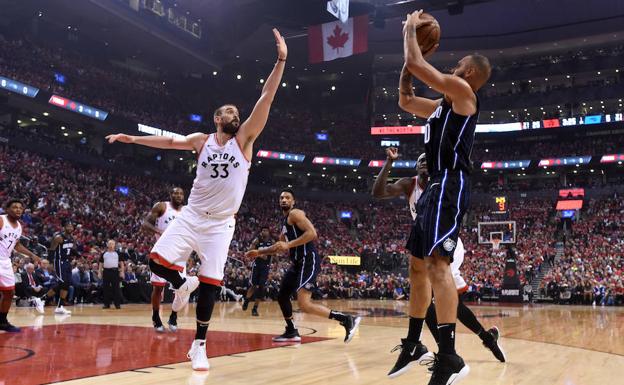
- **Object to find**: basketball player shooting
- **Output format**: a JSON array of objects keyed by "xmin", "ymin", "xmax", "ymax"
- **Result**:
[
  {"xmin": 106, "ymin": 28, "xmax": 288, "ymax": 371},
  {"xmin": 399, "ymin": 10, "xmax": 491, "ymax": 385},
  {"xmin": 372, "ymin": 149, "xmax": 505, "ymax": 380}
]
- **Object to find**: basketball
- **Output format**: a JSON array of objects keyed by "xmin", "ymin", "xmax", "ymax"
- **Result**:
[{"xmin": 417, "ymin": 13, "xmax": 441, "ymax": 55}]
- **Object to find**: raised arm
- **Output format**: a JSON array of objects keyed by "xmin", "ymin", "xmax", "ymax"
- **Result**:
[
  {"xmin": 106, "ymin": 132, "xmax": 207, "ymax": 152},
  {"xmin": 237, "ymin": 29, "xmax": 288, "ymax": 153},
  {"xmin": 372, "ymin": 147, "xmax": 414, "ymax": 199},
  {"xmin": 141, "ymin": 202, "xmax": 166, "ymax": 235},
  {"xmin": 398, "ymin": 64, "xmax": 441, "ymax": 118},
  {"xmin": 403, "ymin": 11, "xmax": 475, "ymax": 115}
]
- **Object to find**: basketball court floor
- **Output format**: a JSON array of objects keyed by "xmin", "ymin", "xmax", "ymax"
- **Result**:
[{"xmin": 2, "ymin": 300, "xmax": 623, "ymax": 384}]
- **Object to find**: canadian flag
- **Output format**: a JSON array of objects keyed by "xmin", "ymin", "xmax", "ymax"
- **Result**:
[{"xmin": 308, "ymin": 15, "xmax": 368, "ymax": 63}]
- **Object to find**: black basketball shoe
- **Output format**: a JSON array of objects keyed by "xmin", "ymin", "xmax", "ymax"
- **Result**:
[
  {"xmin": 251, "ymin": 308, "xmax": 259, "ymax": 317},
  {"xmin": 0, "ymin": 322, "xmax": 21, "ymax": 333},
  {"xmin": 482, "ymin": 326, "xmax": 506, "ymax": 362},
  {"xmin": 341, "ymin": 315, "xmax": 362, "ymax": 343},
  {"xmin": 272, "ymin": 328, "xmax": 301, "ymax": 342},
  {"xmin": 387, "ymin": 339, "xmax": 434, "ymax": 378},
  {"xmin": 426, "ymin": 353, "xmax": 470, "ymax": 385},
  {"xmin": 242, "ymin": 298, "xmax": 249, "ymax": 311}
]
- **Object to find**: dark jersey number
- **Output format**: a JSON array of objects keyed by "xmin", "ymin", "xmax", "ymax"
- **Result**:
[{"xmin": 210, "ymin": 164, "xmax": 229, "ymax": 178}]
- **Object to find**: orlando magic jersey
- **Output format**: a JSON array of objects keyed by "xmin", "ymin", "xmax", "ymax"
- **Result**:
[
  {"xmin": 424, "ymin": 96, "xmax": 479, "ymax": 174},
  {"xmin": 253, "ymin": 240, "xmax": 273, "ymax": 269},
  {"xmin": 282, "ymin": 216, "xmax": 316, "ymax": 262},
  {"xmin": 53, "ymin": 232, "xmax": 75, "ymax": 263}
]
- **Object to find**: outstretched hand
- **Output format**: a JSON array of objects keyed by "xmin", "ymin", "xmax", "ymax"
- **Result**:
[
  {"xmin": 105, "ymin": 134, "xmax": 134, "ymax": 144},
  {"xmin": 273, "ymin": 28, "xmax": 288, "ymax": 61}
]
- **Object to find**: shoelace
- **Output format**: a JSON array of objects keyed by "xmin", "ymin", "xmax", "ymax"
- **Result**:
[
  {"xmin": 419, "ymin": 353, "xmax": 438, "ymax": 372},
  {"xmin": 390, "ymin": 344, "xmax": 403, "ymax": 354}
]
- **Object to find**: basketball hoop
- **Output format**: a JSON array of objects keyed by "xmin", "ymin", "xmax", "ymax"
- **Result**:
[{"xmin": 492, "ymin": 239, "xmax": 501, "ymax": 251}]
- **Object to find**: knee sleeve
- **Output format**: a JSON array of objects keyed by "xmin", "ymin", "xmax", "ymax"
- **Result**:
[{"xmin": 196, "ymin": 282, "xmax": 220, "ymax": 323}]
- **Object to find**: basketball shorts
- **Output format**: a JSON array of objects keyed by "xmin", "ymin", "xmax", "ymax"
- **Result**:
[
  {"xmin": 150, "ymin": 207, "xmax": 235, "ymax": 286},
  {"xmin": 250, "ymin": 264, "xmax": 270, "ymax": 287},
  {"xmin": 417, "ymin": 170, "xmax": 470, "ymax": 261},
  {"xmin": 0, "ymin": 258, "xmax": 15, "ymax": 290},
  {"xmin": 150, "ymin": 266, "xmax": 187, "ymax": 287},
  {"xmin": 280, "ymin": 252, "xmax": 322, "ymax": 295},
  {"xmin": 54, "ymin": 259, "xmax": 73, "ymax": 283}
]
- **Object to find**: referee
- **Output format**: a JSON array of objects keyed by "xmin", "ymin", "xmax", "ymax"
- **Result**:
[{"xmin": 100, "ymin": 239, "xmax": 125, "ymax": 309}]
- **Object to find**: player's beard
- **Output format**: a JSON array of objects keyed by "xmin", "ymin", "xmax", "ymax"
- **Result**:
[{"xmin": 222, "ymin": 121, "xmax": 240, "ymax": 135}]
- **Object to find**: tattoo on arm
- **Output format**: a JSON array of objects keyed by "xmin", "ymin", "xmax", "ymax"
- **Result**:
[{"xmin": 400, "ymin": 67, "xmax": 414, "ymax": 96}]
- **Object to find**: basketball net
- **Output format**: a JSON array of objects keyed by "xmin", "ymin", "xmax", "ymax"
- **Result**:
[{"xmin": 492, "ymin": 239, "xmax": 501, "ymax": 251}]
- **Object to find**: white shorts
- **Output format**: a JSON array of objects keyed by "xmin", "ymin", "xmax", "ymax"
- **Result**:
[
  {"xmin": 150, "ymin": 207, "xmax": 235, "ymax": 285},
  {"xmin": 150, "ymin": 267, "xmax": 187, "ymax": 286},
  {"xmin": 0, "ymin": 259, "xmax": 15, "ymax": 290},
  {"xmin": 451, "ymin": 238, "xmax": 467, "ymax": 292}
]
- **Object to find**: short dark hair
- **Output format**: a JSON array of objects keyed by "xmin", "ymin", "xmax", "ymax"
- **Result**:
[
  {"xmin": 171, "ymin": 186, "xmax": 184, "ymax": 194},
  {"xmin": 61, "ymin": 218, "xmax": 74, "ymax": 227},
  {"xmin": 261, "ymin": 226, "xmax": 270, "ymax": 231},
  {"xmin": 214, "ymin": 104, "xmax": 237, "ymax": 117},
  {"xmin": 468, "ymin": 54, "xmax": 492, "ymax": 84},
  {"xmin": 280, "ymin": 188, "xmax": 295, "ymax": 199},
  {"xmin": 4, "ymin": 198, "xmax": 24, "ymax": 210}
]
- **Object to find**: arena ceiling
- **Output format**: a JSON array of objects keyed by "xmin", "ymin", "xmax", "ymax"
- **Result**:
[{"xmin": 2, "ymin": 0, "xmax": 624, "ymax": 72}]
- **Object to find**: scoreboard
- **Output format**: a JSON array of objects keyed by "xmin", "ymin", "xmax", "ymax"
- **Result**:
[{"xmin": 492, "ymin": 196, "xmax": 508, "ymax": 214}]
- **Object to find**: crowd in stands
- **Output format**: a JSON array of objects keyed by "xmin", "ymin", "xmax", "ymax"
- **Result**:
[{"xmin": 541, "ymin": 197, "xmax": 624, "ymax": 305}]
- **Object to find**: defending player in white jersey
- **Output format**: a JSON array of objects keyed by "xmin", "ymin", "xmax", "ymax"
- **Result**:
[
  {"xmin": 106, "ymin": 28, "xmax": 288, "ymax": 371},
  {"xmin": 141, "ymin": 187, "xmax": 185, "ymax": 333},
  {"xmin": 372, "ymin": 149, "xmax": 505, "ymax": 379},
  {"xmin": 0, "ymin": 199, "xmax": 41, "ymax": 332}
]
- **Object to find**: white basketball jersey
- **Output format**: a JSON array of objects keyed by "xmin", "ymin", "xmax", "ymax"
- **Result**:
[
  {"xmin": 408, "ymin": 176, "xmax": 425, "ymax": 221},
  {"xmin": 155, "ymin": 202, "xmax": 183, "ymax": 241},
  {"xmin": 0, "ymin": 215, "xmax": 22, "ymax": 261},
  {"xmin": 187, "ymin": 134, "xmax": 251, "ymax": 217}
]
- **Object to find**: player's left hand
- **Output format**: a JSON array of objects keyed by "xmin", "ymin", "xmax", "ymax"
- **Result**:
[
  {"xmin": 403, "ymin": 10, "xmax": 433, "ymax": 35},
  {"xmin": 245, "ymin": 250, "xmax": 260, "ymax": 258},
  {"xmin": 273, "ymin": 28, "xmax": 287, "ymax": 61}
]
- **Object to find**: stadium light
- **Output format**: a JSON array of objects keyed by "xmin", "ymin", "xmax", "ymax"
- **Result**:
[
  {"xmin": 307, "ymin": 173, "xmax": 311, "ymax": 176},
  {"xmin": 288, "ymin": 171, "xmax": 292, "ymax": 175},
  {"xmin": 31, "ymin": 117, "xmax": 37, "ymax": 122},
  {"xmin": 78, "ymin": 131, "xmax": 83, "ymax": 135},
  {"xmin": 295, "ymin": 85, "xmax": 300, "ymax": 89},
  {"xmin": 179, "ymin": 157, "xmax": 183, "ymax": 161},
  {"xmin": 212, "ymin": 71, "xmax": 217, "ymax": 76},
  {"xmin": 61, "ymin": 126, "xmax": 66, "ymax": 130},
  {"xmin": 236, "ymin": 74, "xmax": 242, "ymax": 80},
  {"xmin": 281, "ymin": 82, "xmax": 287, "ymax": 87},
  {"xmin": 17, "ymin": 120, "xmax": 21, "ymax": 124},
  {"xmin": 331, "ymin": 86, "xmax": 336, "ymax": 91},
  {"xmin": 259, "ymin": 79, "xmax": 264, "ymax": 84},
  {"xmin": 289, "ymin": 164, "xmax": 292, "ymax": 168},
  {"xmin": 43, "ymin": 112, "xmax": 49, "ymax": 116},
  {"xmin": 63, "ymin": 132, "xmax": 68, "ymax": 137}
]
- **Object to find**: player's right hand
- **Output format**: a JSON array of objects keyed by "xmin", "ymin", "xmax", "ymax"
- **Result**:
[
  {"xmin": 245, "ymin": 250, "xmax": 260, "ymax": 258},
  {"xmin": 386, "ymin": 147, "xmax": 399, "ymax": 160},
  {"xmin": 106, "ymin": 133, "xmax": 134, "ymax": 144}
]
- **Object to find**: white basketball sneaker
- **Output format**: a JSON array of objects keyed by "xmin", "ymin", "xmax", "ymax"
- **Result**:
[
  {"xmin": 187, "ymin": 340, "xmax": 210, "ymax": 371},
  {"xmin": 32, "ymin": 297, "xmax": 45, "ymax": 314},
  {"xmin": 172, "ymin": 276, "xmax": 199, "ymax": 312},
  {"xmin": 54, "ymin": 306, "xmax": 72, "ymax": 315}
]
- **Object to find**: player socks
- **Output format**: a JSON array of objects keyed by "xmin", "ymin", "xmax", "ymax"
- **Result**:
[
  {"xmin": 285, "ymin": 318, "xmax": 296, "ymax": 331},
  {"xmin": 407, "ymin": 317, "xmax": 425, "ymax": 343},
  {"xmin": 425, "ymin": 303, "xmax": 440, "ymax": 344},
  {"xmin": 329, "ymin": 310, "xmax": 348, "ymax": 323},
  {"xmin": 0, "ymin": 312, "xmax": 7, "ymax": 323},
  {"xmin": 148, "ymin": 259, "xmax": 185, "ymax": 289},
  {"xmin": 457, "ymin": 301, "xmax": 490, "ymax": 342},
  {"xmin": 196, "ymin": 321, "xmax": 209, "ymax": 339},
  {"xmin": 438, "ymin": 323, "xmax": 457, "ymax": 355}
]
